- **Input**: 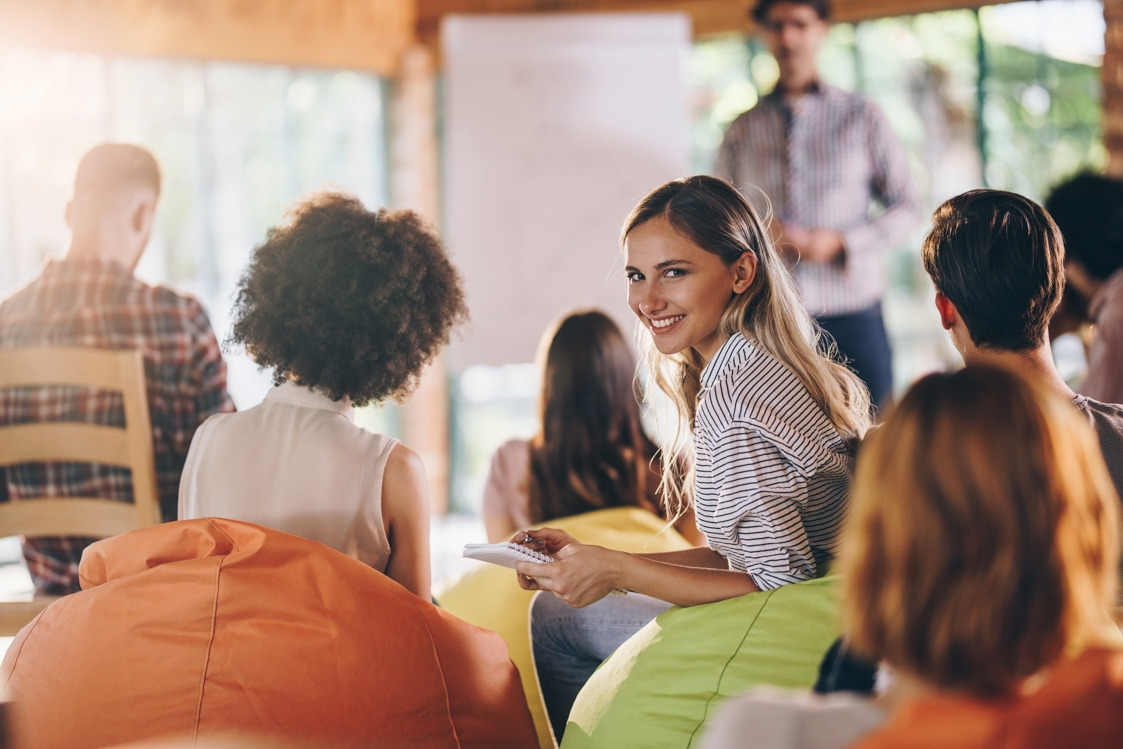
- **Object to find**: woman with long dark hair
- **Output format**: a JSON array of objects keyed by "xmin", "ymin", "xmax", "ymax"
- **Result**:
[{"xmin": 482, "ymin": 309, "xmax": 697, "ymax": 543}]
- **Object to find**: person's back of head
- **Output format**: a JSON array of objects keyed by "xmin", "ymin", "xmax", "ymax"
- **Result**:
[
  {"xmin": 840, "ymin": 365, "xmax": 1119, "ymax": 697},
  {"xmin": 528, "ymin": 309, "xmax": 656, "ymax": 522},
  {"xmin": 1045, "ymin": 171, "xmax": 1123, "ymax": 282},
  {"xmin": 923, "ymin": 189, "xmax": 1064, "ymax": 352},
  {"xmin": 73, "ymin": 142, "xmax": 162, "ymax": 201},
  {"xmin": 230, "ymin": 191, "xmax": 467, "ymax": 407},
  {"xmin": 66, "ymin": 142, "xmax": 161, "ymax": 270}
]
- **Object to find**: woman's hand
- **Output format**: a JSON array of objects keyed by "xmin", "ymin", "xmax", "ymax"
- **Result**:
[
  {"xmin": 509, "ymin": 527, "xmax": 578, "ymax": 556},
  {"xmin": 516, "ymin": 541, "xmax": 623, "ymax": 608}
]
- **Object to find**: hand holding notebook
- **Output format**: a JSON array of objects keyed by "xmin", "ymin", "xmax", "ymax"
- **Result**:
[
  {"xmin": 462, "ymin": 542, "xmax": 557, "ymax": 569},
  {"xmin": 462, "ymin": 541, "xmax": 627, "ymax": 595}
]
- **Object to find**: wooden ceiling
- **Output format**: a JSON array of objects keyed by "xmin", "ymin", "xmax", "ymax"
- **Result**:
[
  {"xmin": 0, "ymin": 0, "xmax": 1015, "ymax": 76},
  {"xmin": 416, "ymin": 0, "xmax": 1009, "ymax": 45}
]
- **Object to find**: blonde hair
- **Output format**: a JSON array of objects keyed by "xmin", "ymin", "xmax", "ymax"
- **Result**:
[
  {"xmin": 839, "ymin": 365, "xmax": 1120, "ymax": 696},
  {"xmin": 621, "ymin": 175, "xmax": 872, "ymax": 518}
]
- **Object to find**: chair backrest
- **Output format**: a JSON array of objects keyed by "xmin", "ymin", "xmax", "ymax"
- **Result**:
[{"xmin": 0, "ymin": 347, "xmax": 160, "ymax": 551}]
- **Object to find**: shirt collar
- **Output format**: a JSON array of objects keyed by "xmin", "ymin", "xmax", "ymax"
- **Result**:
[
  {"xmin": 45, "ymin": 255, "xmax": 132, "ymax": 278},
  {"xmin": 265, "ymin": 380, "xmax": 355, "ymax": 420},
  {"xmin": 764, "ymin": 78, "xmax": 828, "ymax": 103},
  {"xmin": 700, "ymin": 333, "xmax": 756, "ymax": 393}
]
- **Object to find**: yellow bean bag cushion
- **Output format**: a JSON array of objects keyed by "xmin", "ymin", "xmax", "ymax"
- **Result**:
[
  {"xmin": 2, "ymin": 517, "xmax": 538, "ymax": 749},
  {"xmin": 561, "ymin": 576, "xmax": 839, "ymax": 748},
  {"xmin": 436, "ymin": 507, "xmax": 693, "ymax": 749}
]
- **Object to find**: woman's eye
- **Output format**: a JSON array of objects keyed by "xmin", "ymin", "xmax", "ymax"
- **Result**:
[
  {"xmin": 625, "ymin": 271, "xmax": 644, "ymax": 283},
  {"xmin": 665, "ymin": 268, "xmax": 685, "ymax": 278}
]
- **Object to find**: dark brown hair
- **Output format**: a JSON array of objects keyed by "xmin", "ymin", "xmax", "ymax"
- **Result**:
[
  {"xmin": 923, "ymin": 189, "xmax": 1064, "ymax": 351},
  {"xmin": 526, "ymin": 310, "xmax": 662, "ymax": 522},
  {"xmin": 752, "ymin": 0, "xmax": 832, "ymax": 23},
  {"xmin": 230, "ymin": 191, "xmax": 468, "ymax": 406},
  {"xmin": 1046, "ymin": 171, "xmax": 1123, "ymax": 281}
]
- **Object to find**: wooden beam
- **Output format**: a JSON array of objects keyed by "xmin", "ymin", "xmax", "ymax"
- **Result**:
[
  {"xmin": 0, "ymin": 0, "xmax": 416, "ymax": 76},
  {"xmin": 1107, "ymin": 0, "xmax": 1123, "ymax": 176},
  {"xmin": 417, "ymin": 0, "xmax": 1018, "ymax": 47}
]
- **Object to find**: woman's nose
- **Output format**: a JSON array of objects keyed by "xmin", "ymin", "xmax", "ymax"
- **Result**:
[{"xmin": 636, "ymin": 282, "xmax": 664, "ymax": 315}]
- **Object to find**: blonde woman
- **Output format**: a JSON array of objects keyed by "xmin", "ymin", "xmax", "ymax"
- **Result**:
[
  {"xmin": 841, "ymin": 365, "xmax": 1123, "ymax": 748},
  {"xmin": 515, "ymin": 175, "xmax": 871, "ymax": 740}
]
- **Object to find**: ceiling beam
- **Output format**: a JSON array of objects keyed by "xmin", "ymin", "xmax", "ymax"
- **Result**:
[
  {"xmin": 417, "ymin": 0, "xmax": 1015, "ymax": 47},
  {"xmin": 0, "ymin": 0, "xmax": 416, "ymax": 76},
  {"xmin": 0, "ymin": 0, "xmax": 1032, "ymax": 73}
]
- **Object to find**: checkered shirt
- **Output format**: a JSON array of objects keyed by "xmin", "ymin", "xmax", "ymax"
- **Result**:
[{"xmin": 0, "ymin": 257, "xmax": 234, "ymax": 593}]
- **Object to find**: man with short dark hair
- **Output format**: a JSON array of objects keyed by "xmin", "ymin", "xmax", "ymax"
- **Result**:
[
  {"xmin": 0, "ymin": 143, "xmax": 234, "ymax": 594},
  {"xmin": 1045, "ymin": 171, "xmax": 1123, "ymax": 404},
  {"xmin": 923, "ymin": 188, "xmax": 1123, "ymax": 498},
  {"xmin": 715, "ymin": 0, "xmax": 920, "ymax": 409}
]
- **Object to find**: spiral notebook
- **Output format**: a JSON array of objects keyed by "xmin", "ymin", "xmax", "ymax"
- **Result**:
[
  {"xmin": 462, "ymin": 542, "xmax": 556, "ymax": 569},
  {"xmin": 462, "ymin": 542, "xmax": 628, "ymax": 595}
]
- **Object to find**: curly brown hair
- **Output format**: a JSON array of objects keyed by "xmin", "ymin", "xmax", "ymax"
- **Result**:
[{"xmin": 230, "ymin": 191, "xmax": 468, "ymax": 406}]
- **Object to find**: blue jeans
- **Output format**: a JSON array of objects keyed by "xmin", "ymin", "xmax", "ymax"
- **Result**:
[{"xmin": 530, "ymin": 591, "xmax": 673, "ymax": 742}]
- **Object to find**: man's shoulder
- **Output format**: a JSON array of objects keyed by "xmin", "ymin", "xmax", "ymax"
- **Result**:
[
  {"xmin": 129, "ymin": 279, "xmax": 217, "ymax": 334},
  {"xmin": 1075, "ymin": 395, "xmax": 1123, "ymax": 449},
  {"xmin": 817, "ymin": 84, "xmax": 883, "ymax": 116},
  {"xmin": 725, "ymin": 94, "xmax": 782, "ymax": 128},
  {"xmin": 132, "ymin": 276, "xmax": 205, "ymax": 311},
  {"xmin": 1077, "ymin": 395, "xmax": 1123, "ymax": 421}
]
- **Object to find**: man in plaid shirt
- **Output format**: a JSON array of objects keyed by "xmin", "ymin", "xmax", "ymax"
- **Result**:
[{"xmin": 0, "ymin": 143, "xmax": 235, "ymax": 594}]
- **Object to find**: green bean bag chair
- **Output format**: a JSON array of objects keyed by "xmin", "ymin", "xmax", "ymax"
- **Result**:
[
  {"xmin": 436, "ymin": 507, "xmax": 693, "ymax": 749},
  {"xmin": 560, "ymin": 576, "xmax": 839, "ymax": 749}
]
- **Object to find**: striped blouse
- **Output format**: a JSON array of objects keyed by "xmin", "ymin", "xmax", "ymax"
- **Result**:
[
  {"xmin": 693, "ymin": 333, "xmax": 853, "ymax": 590},
  {"xmin": 713, "ymin": 83, "xmax": 920, "ymax": 317}
]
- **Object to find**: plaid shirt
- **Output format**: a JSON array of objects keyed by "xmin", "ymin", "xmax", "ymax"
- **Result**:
[{"xmin": 0, "ymin": 257, "xmax": 234, "ymax": 593}]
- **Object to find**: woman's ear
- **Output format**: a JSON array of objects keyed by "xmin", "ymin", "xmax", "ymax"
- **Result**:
[{"xmin": 732, "ymin": 251, "xmax": 758, "ymax": 294}]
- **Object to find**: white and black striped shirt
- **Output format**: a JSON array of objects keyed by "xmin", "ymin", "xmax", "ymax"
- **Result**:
[
  {"xmin": 693, "ymin": 333, "xmax": 853, "ymax": 590},
  {"xmin": 714, "ymin": 83, "xmax": 920, "ymax": 317}
]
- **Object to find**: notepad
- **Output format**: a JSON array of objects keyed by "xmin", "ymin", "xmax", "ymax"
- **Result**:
[
  {"xmin": 461, "ymin": 542, "xmax": 628, "ymax": 596},
  {"xmin": 462, "ymin": 542, "xmax": 556, "ymax": 569}
]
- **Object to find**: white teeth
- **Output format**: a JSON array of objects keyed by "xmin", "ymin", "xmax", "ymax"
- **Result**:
[{"xmin": 651, "ymin": 315, "xmax": 684, "ymax": 329}]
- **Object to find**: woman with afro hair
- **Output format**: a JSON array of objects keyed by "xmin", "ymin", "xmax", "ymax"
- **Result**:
[{"xmin": 179, "ymin": 191, "xmax": 468, "ymax": 599}]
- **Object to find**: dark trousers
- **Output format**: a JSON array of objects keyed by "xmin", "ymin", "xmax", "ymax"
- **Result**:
[{"xmin": 816, "ymin": 302, "xmax": 893, "ymax": 412}]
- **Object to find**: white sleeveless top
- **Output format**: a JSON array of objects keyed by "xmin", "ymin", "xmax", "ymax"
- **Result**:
[{"xmin": 179, "ymin": 380, "xmax": 396, "ymax": 571}]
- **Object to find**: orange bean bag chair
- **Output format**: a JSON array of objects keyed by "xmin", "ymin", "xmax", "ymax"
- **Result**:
[{"xmin": 0, "ymin": 517, "xmax": 537, "ymax": 749}]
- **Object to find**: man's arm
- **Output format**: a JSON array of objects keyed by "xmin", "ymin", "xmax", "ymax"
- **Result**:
[
  {"xmin": 836, "ymin": 100, "xmax": 922, "ymax": 265},
  {"xmin": 713, "ymin": 115, "xmax": 745, "ymax": 187},
  {"xmin": 187, "ymin": 302, "xmax": 236, "ymax": 422}
]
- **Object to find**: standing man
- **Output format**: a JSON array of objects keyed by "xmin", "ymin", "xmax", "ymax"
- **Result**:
[
  {"xmin": 715, "ymin": 0, "xmax": 920, "ymax": 408},
  {"xmin": 0, "ymin": 143, "xmax": 234, "ymax": 594}
]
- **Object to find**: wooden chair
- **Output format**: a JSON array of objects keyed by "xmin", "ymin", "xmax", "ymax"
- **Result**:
[{"xmin": 0, "ymin": 347, "xmax": 161, "ymax": 634}]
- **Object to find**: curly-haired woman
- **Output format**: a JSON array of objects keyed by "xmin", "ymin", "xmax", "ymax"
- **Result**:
[{"xmin": 178, "ymin": 192, "xmax": 467, "ymax": 599}]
